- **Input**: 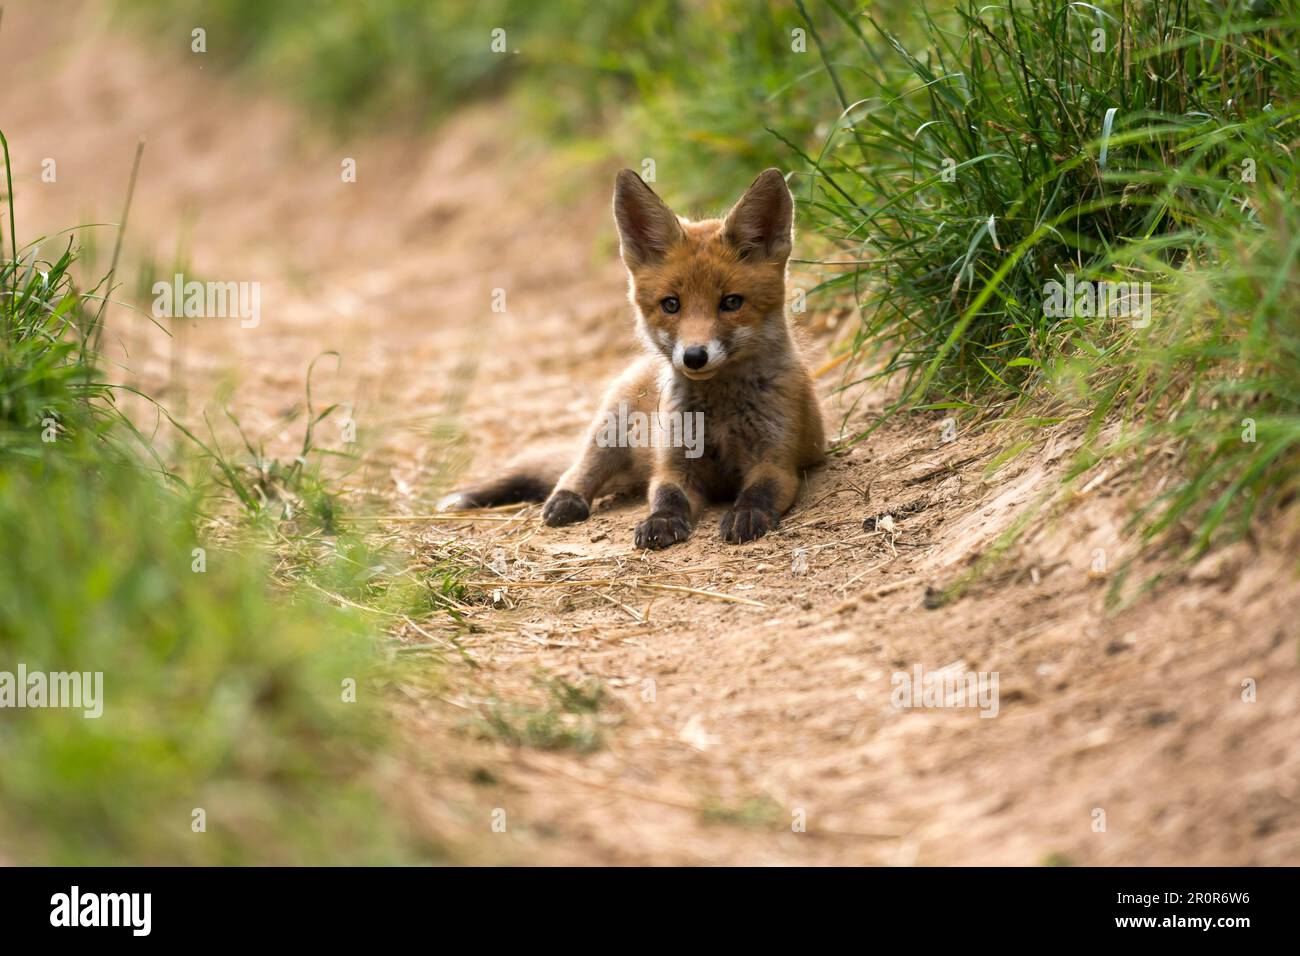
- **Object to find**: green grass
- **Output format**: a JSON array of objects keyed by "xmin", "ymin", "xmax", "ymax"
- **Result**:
[
  {"xmin": 788, "ymin": 0, "xmax": 1299, "ymax": 567},
  {"xmin": 473, "ymin": 674, "xmax": 608, "ymax": 753},
  {"xmin": 700, "ymin": 794, "xmax": 784, "ymax": 830},
  {"xmin": 0, "ymin": 131, "xmax": 437, "ymax": 863},
  {"xmin": 0, "ymin": 458, "xmax": 418, "ymax": 864},
  {"xmin": 114, "ymin": 0, "xmax": 858, "ymax": 205},
  {"xmin": 796, "ymin": 1, "xmax": 1296, "ymax": 393},
  {"xmin": 113, "ymin": 0, "xmax": 695, "ymax": 128},
  {"xmin": 171, "ymin": 359, "xmax": 485, "ymax": 633}
]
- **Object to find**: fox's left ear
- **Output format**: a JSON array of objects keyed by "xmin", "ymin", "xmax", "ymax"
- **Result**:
[{"xmin": 723, "ymin": 168, "xmax": 793, "ymax": 262}]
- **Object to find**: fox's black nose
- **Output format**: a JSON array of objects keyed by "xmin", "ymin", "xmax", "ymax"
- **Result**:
[{"xmin": 683, "ymin": 346, "xmax": 709, "ymax": 370}]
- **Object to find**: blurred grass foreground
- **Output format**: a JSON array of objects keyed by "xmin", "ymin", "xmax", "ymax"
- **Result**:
[{"xmin": 0, "ymin": 129, "xmax": 422, "ymax": 864}]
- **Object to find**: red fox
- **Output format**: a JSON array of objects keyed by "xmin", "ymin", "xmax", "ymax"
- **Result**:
[{"xmin": 441, "ymin": 168, "xmax": 825, "ymax": 548}]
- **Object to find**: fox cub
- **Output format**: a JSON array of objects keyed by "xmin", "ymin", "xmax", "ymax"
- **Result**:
[{"xmin": 442, "ymin": 168, "xmax": 825, "ymax": 549}]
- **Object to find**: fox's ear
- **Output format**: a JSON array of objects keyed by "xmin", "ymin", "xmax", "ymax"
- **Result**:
[
  {"xmin": 613, "ymin": 169, "xmax": 683, "ymax": 267},
  {"xmin": 723, "ymin": 168, "xmax": 793, "ymax": 262}
]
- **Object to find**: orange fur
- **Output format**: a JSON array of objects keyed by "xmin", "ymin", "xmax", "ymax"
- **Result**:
[{"xmin": 444, "ymin": 168, "xmax": 826, "ymax": 548}]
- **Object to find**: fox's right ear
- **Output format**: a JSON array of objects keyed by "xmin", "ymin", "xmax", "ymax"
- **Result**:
[{"xmin": 613, "ymin": 170, "xmax": 683, "ymax": 268}]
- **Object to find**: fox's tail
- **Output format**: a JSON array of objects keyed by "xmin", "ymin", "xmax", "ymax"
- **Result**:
[{"xmin": 437, "ymin": 446, "xmax": 568, "ymax": 511}]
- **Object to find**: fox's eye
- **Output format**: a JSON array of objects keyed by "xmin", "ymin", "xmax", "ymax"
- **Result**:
[
  {"xmin": 661, "ymin": 296, "xmax": 680, "ymax": 314},
  {"xmin": 720, "ymin": 294, "xmax": 744, "ymax": 312}
]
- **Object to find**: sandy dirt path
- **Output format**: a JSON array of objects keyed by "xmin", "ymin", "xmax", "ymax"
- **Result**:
[{"xmin": 5, "ymin": 0, "xmax": 1298, "ymax": 865}]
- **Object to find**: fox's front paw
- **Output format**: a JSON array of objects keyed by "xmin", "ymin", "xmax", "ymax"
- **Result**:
[
  {"xmin": 542, "ymin": 489, "xmax": 590, "ymax": 527},
  {"xmin": 634, "ymin": 512, "xmax": 691, "ymax": 550},
  {"xmin": 720, "ymin": 506, "xmax": 777, "ymax": 544}
]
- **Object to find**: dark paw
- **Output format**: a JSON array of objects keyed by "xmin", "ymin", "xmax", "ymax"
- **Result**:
[
  {"xmin": 720, "ymin": 506, "xmax": 777, "ymax": 543},
  {"xmin": 634, "ymin": 512, "xmax": 691, "ymax": 550},
  {"xmin": 542, "ymin": 489, "xmax": 590, "ymax": 527}
]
